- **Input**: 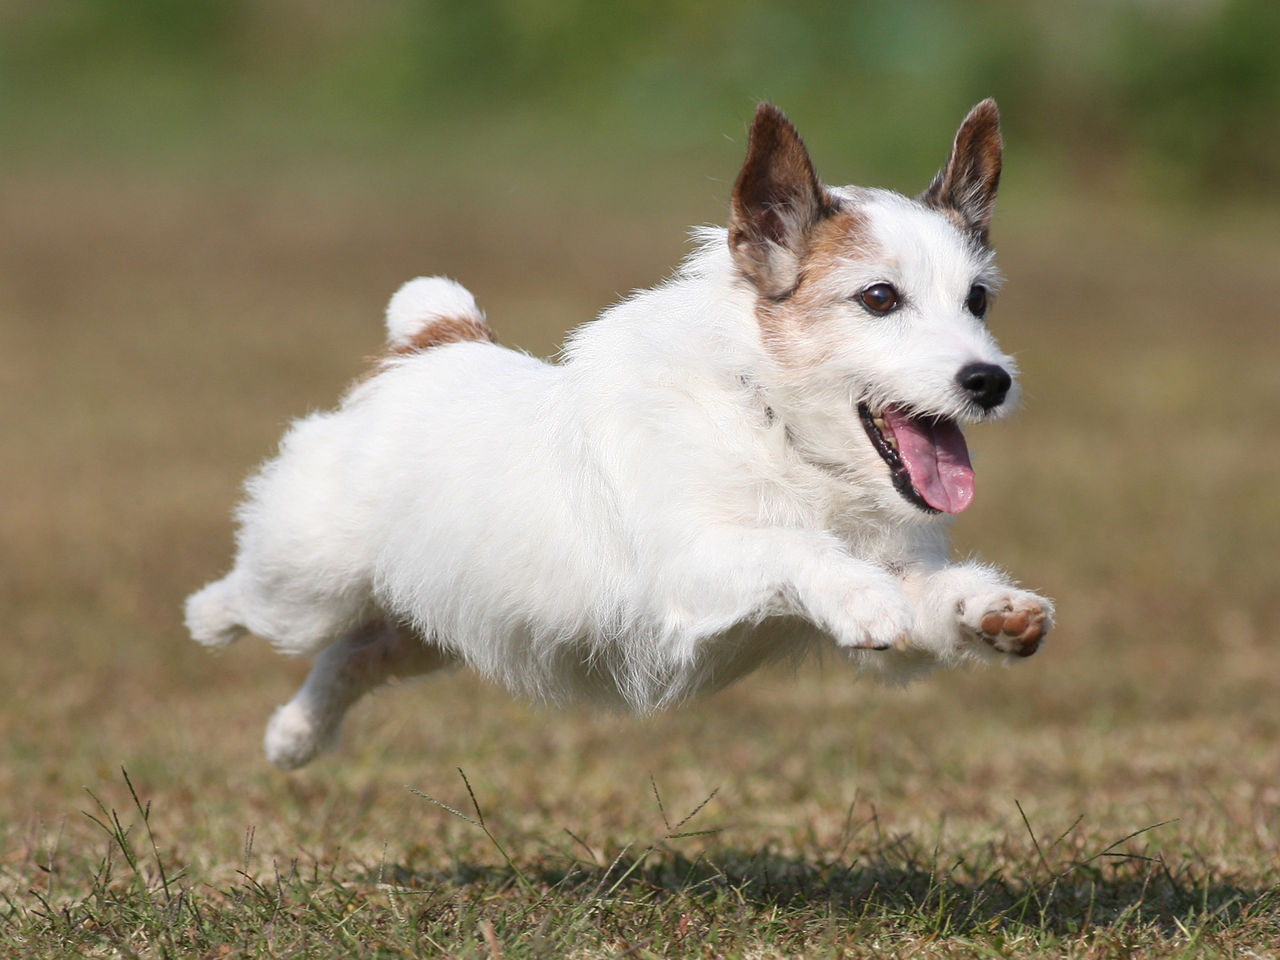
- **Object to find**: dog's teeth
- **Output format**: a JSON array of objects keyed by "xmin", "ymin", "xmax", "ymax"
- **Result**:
[{"xmin": 871, "ymin": 414, "xmax": 898, "ymax": 451}]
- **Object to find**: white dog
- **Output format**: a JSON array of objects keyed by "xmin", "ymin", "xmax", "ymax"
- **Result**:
[{"xmin": 186, "ymin": 101, "xmax": 1053, "ymax": 770}]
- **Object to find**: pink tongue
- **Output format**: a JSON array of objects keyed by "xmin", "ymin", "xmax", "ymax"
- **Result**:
[{"xmin": 882, "ymin": 408, "xmax": 975, "ymax": 514}]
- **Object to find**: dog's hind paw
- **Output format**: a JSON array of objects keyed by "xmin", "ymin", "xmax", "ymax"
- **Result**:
[
  {"xmin": 960, "ymin": 590, "xmax": 1053, "ymax": 658},
  {"xmin": 263, "ymin": 701, "xmax": 338, "ymax": 771}
]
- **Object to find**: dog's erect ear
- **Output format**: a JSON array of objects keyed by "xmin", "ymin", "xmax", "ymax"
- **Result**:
[
  {"xmin": 920, "ymin": 99, "xmax": 1002, "ymax": 244},
  {"xmin": 730, "ymin": 103, "xmax": 834, "ymax": 298}
]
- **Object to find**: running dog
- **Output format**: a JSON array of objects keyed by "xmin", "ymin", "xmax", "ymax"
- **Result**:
[{"xmin": 186, "ymin": 100, "xmax": 1053, "ymax": 769}]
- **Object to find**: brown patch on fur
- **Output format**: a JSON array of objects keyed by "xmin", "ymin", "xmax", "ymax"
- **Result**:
[
  {"xmin": 390, "ymin": 315, "xmax": 497, "ymax": 354},
  {"xmin": 361, "ymin": 314, "xmax": 498, "ymax": 382},
  {"xmin": 754, "ymin": 206, "xmax": 880, "ymax": 365},
  {"xmin": 801, "ymin": 208, "xmax": 879, "ymax": 280}
]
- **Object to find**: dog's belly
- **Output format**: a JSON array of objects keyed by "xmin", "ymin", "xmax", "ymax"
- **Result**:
[{"xmin": 415, "ymin": 614, "xmax": 820, "ymax": 712}]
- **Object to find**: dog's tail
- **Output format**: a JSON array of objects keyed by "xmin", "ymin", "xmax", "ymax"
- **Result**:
[
  {"xmin": 384, "ymin": 276, "xmax": 496, "ymax": 353},
  {"xmin": 184, "ymin": 577, "xmax": 247, "ymax": 648}
]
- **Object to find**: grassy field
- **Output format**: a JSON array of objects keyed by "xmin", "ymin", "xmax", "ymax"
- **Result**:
[{"xmin": 3, "ymin": 141, "xmax": 1280, "ymax": 957}]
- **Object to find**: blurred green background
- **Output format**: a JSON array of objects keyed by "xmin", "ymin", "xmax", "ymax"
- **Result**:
[{"xmin": 5, "ymin": 0, "xmax": 1280, "ymax": 196}]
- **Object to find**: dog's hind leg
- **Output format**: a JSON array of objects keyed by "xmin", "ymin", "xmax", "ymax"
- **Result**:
[
  {"xmin": 263, "ymin": 618, "xmax": 452, "ymax": 770},
  {"xmin": 186, "ymin": 561, "xmax": 374, "ymax": 657}
]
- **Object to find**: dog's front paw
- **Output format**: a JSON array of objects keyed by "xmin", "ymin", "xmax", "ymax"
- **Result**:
[{"xmin": 959, "ymin": 590, "xmax": 1053, "ymax": 658}]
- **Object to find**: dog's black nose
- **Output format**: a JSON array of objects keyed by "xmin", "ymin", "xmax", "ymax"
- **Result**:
[{"xmin": 956, "ymin": 362, "xmax": 1011, "ymax": 410}]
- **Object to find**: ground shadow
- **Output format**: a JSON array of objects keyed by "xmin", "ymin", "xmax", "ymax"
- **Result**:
[{"xmin": 370, "ymin": 842, "xmax": 1277, "ymax": 940}]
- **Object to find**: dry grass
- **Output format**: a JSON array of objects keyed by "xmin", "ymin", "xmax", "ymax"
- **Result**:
[{"xmin": 2, "ymin": 163, "xmax": 1278, "ymax": 957}]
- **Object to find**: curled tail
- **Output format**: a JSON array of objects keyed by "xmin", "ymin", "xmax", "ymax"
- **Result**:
[{"xmin": 384, "ymin": 277, "xmax": 496, "ymax": 354}]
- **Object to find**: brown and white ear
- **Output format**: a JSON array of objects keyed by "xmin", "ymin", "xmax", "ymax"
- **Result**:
[
  {"xmin": 729, "ymin": 102, "xmax": 834, "ymax": 298},
  {"xmin": 920, "ymin": 98, "xmax": 1002, "ymax": 244}
]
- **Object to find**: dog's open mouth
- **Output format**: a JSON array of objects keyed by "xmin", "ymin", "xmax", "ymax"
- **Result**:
[{"xmin": 858, "ymin": 403, "xmax": 975, "ymax": 514}]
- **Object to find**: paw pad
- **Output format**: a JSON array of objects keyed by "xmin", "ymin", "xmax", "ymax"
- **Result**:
[{"xmin": 978, "ymin": 602, "xmax": 1048, "ymax": 657}]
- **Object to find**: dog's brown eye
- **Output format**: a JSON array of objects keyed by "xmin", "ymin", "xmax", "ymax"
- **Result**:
[
  {"xmin": 859, "ymin": 283, "xmax": 899, "ymax": 314},
  {"xmin": 966, "ymin": 283, "xmax": 988, "ymax": 317}
]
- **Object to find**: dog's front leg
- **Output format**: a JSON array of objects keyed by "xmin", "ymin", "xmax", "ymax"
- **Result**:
[
  {"xmin": 900, "ymin": 561, "xmax": 1053, "ymax": 660},
  {"xmin": 791, "ymin": 553, "xmax": 917, "ymax": 651},
  {"xmin": 669, "ymin": 528, "xmax": 915, "ymax": 650}
]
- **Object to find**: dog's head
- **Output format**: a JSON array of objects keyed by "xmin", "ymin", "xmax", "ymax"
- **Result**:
[{"xmin": 729, "ymin": 100, "xmax": 1017, "ymax": 520}]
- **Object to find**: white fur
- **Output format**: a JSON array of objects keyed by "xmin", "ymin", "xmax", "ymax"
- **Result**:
[{"xmin": 186, "ymin": 105, "xmax": 1053, "ymax": 769}]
